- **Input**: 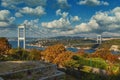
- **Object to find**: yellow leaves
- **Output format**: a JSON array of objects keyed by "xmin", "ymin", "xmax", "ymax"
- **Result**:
[
  {"xmin": 0, "ymin": 37, "xmax": 11, "ymax": 55},
  {"xmin": 92, "ymin": 48, "xmax": 117, "ymax": 63},
  {"xmin": 41, "ymin": 44, "xmax": 74, "ymax": 67},
  {"xmin": 53, "ymin": 51, "xmax": 73, "ymax": 66},
  {"xmin": 41, "ymin": 44, "xmax": 66, "ymax": 62}
]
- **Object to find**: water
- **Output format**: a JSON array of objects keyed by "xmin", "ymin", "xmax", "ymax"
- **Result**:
[
  {"xmin": 9, "ymin": 40, "xmax": 44, "ymax": 50},
  {"xmin": 67, "ymin": 48, "xmax": 95, "ymax": 53},
  {"xmin": 67, "ymin": 48, "xmax": 78, "ymax": 52},
  {"xmin": 9, "ymin": 40, "xmax": 120, "ymax": 54},
  {"xmin": 9, "ymin": 40, "xmax": 96, "ymax": 53}
]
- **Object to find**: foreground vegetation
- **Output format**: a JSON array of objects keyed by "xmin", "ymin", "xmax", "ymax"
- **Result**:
[{"xmin": 0, "ymin": 37, "xmax": 120, "ymax": 80}]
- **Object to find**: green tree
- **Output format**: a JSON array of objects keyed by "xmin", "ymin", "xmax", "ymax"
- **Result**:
[
  {"xmin": 28, "ymin": 49, "xmax": 42, "ymax": 60},
  {"xmin": 9, "ymin": 48, "xmax": 29, "ymax": 60}
]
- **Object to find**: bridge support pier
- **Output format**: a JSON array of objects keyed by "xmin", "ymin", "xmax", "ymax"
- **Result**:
[
  {"xmin": 18, "ymin": 25, "xmax": 26, "ymax": 49},
  {"xmin": 97, "ymin": 35, "xmax": 102, "ymax": 44}
]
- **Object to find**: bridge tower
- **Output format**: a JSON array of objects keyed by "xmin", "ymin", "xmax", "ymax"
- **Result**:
[
  {"xmin": 18, "ymin": 25, "xmax": 26, "ymax": 49},
  {"xmin": 97, "ymin": 35, "xmax": 102, "ymax": 44}
]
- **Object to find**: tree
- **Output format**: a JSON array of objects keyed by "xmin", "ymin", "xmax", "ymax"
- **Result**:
[
  {"xmin": 41, "ymin": 44, "xmax": 66, "ymax": 62},
  {"xmin": 0, "ymin": 37, "xmax": 11, "ymax": 60},
  {"xmin": 76, "ymin": 48, "xmax": 86, "ymax": 56},
  {"xmin": 54, "ymin": 51, "xmax": 73, "ymax": 67},
  {"xmin": 9, "ymin": 48, "xmax": 29, "ymax": 60},
  {"xmin": 91, "ymin": 48, "xmax": 117, "ymax": 63},
  {"xmin": 28, "ymin": 49, "xmax": 42, "ymax": 60}
]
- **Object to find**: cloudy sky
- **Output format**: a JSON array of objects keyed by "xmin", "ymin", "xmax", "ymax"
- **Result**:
[{"xmin": 0, "ymin": 0, "xmax": 120, "ymax": 38}]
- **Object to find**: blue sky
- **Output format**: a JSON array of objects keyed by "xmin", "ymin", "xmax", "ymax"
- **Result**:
[{"xmin": 0, "ymin": 0, "xmax": 120, "ymax": 38}]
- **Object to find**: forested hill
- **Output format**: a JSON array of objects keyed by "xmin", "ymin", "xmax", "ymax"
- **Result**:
[{"xmin": 99, "ymin": 39, "xmax": 120, "ymax": 49}]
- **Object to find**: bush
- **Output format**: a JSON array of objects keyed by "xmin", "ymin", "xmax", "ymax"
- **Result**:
[{"xmin": 66, "ymin": 55, "xmax": 108, "ymax": 70}]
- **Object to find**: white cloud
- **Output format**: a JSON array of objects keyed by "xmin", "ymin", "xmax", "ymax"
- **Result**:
[
  {"xmin": 41, "ymin": 9, "xmax": 81, "ymax": 36},
  {"xmin": 56, "ymin": 9, "xmax": 80, "ymax": 23},
  {"xmin": 102, "ymin": 32, "xmax": 120, "ymax": 37},
  {"xmin": 1, "ymin": 0, "xmax": 22, "ymax": 9},
  {"xmin": 0, "ymin": 22, "xmax": 10, "ymax": 27},
  {"xmin": 57, "ymin": 0, "xmax": 70, "ymax": 8},
  {"xmin": 101, "ymin": 1, "xmax": 109, "ymax": 6},
  {"xmin": 1, "ymin": 0, "xmax": 47, "ymax": 9},
  {"xmin": 57, "ymin": 7, "xmax": 120, "ymax": 36},
  {"xmin": 73, "ymin": 19, "xmax": 99, "ymax": 33},
  {"xmin": 22, "ymin": 19, "xmax": 52, "ymax": 37},
  {"xmin": 91, "ymin": 8, "xmax": 120, "ymax": 31},
  {"xmin": 56, "ymin": 9, "xmax": 68, "ymax": 18},
  {"xmin": 15, "ymin": 12, "xmax": 23, "ymax": 17},
  {"xmin": 59, "ymin": 19, "xmax": 98, "ymax": 35},
  {"xmin": 112, "ymin": 7, "xmax": 120, "ymax": 13},
  {"xmin": 23, "ymin": 19, "xmax": 39, "ymax": 28},
  {"xmin": 19, "ymin": 6, "xmax": 46, "ymax": 16},
  {"xmin": 74, "ymin": 7, "xmax": 120, "ymax": 34},
  {"xmin": 0, "ymin": 10, "xmax": 10, "ymax": 20},
  {"xmin": 24, "ymin": 0, "xmax": 47, "ymax": 7},
  {"xmin": 68, "ymin": 7, "xmax": 120, "ymax": 35},
  {"xmin": 78, "ymin": 0, "xmax": 109, "ymax": 6},
  {"xmin": 112, "ymin": 7, "xmax": 120, "ymax": 19},
  {"xmin": 0, "ymin": 10, "xmax": 15, "ymax": 27},
  {"xmin": 9, "ymin": 17, "xmax": 15, "ymax": 23},
  {"xmin": 41, "ymin": 18, "xmax": 70, "ymax": 29},
  {"xmin": 79, "ymin": 0, "xmax": 100, "ymax": 6},
  {"xmin": 1, "ymin": 1, "xmax": 8, "ymax": 7},
  {"xmin": 41, "ymin": 17, "xmax": 98, "ymax": 35},
  {"xmin": 51, "ymin": 30, "xmax": 60, "ymax": 33},
  {"xmin": 41, "ymin": 7, "xmax": 120, "ymax": 37},
  {"xmin": 56, "ymin": 9, "xmax": 61, "ymax": 15},
  {"xmin": 70, "ymin": 16, "xmax": 80, "ymax": 22},
  {"xmin": 42, "ymin": 9, "xmax": 81, "ymax": 34}
]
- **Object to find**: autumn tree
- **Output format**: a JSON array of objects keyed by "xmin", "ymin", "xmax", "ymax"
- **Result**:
[
  {"xmin": 53, "ymin": 51, "xmax": 73, "ymax": 67},
  {"xmin": 0, "ymin": 37, "xmax": 11, "ymax": 59},
  {"xmin": 76, "ymin": 48, "xmax": 85, "ymax": 56},
  {"xmin": 41, "ymin": 44, "xmax": 66, "ymax": 62},
  {"xmin": 91, "ymin": 48, "xmax": 117, "ymax": 63}
]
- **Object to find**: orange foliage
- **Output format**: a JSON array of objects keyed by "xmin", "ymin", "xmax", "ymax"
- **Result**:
[
  {"xmin": 41, "ymin": 44, "xmax": 66, "ymax": 62},
  {"xmin": 0, "ymin": 37, "xmax": 11, "ymax": 55},
  {"xmin": 76, "ymin": 48, "xmax": 85, "ymax": 56},
  {"xmin": 53, "ymin": 51, "xmax": 73, "ymax": 66},
  {"xmin": 92, "ymin": 48, "xmax": 118, "ymax": 63}
]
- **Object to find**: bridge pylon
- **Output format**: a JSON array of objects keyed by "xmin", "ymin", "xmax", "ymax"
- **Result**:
[
  {"xmin": 97, "ymin": 35, "xmax": 102, "ymax": 44},
  {"xmin": 18, "ymin": 25, "xmax": 26, "ymax": 49}
]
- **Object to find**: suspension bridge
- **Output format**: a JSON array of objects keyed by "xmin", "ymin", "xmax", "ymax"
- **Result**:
[{"xmin": 0, "ymin": 25, "xmax": 102, "ymax": 49}]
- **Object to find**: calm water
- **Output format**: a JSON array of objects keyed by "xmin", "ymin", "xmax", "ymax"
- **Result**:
[
  {"xmin": 67, "ymin": 48, "xmax": 95, "ymax": 53},
  {"xmin": 9, "ymin": 40, "xmax": 120, "ymax": 54},
  {"xmin": 9, "ymin": 40, "xmax": 96, "ymax": 53},
  {"xmin": 9, "ymin": 40, "xmax": 44, "ymax": 50}
]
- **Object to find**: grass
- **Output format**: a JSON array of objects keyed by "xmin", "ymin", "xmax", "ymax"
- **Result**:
[{"xmin": 80, "ymin": 66, "xmax": 92, "ymax": 73}]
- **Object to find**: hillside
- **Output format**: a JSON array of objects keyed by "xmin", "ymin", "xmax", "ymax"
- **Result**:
[{"xmin": 99, "ymin": 39, "xmax": 120, "ymax": 49}]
